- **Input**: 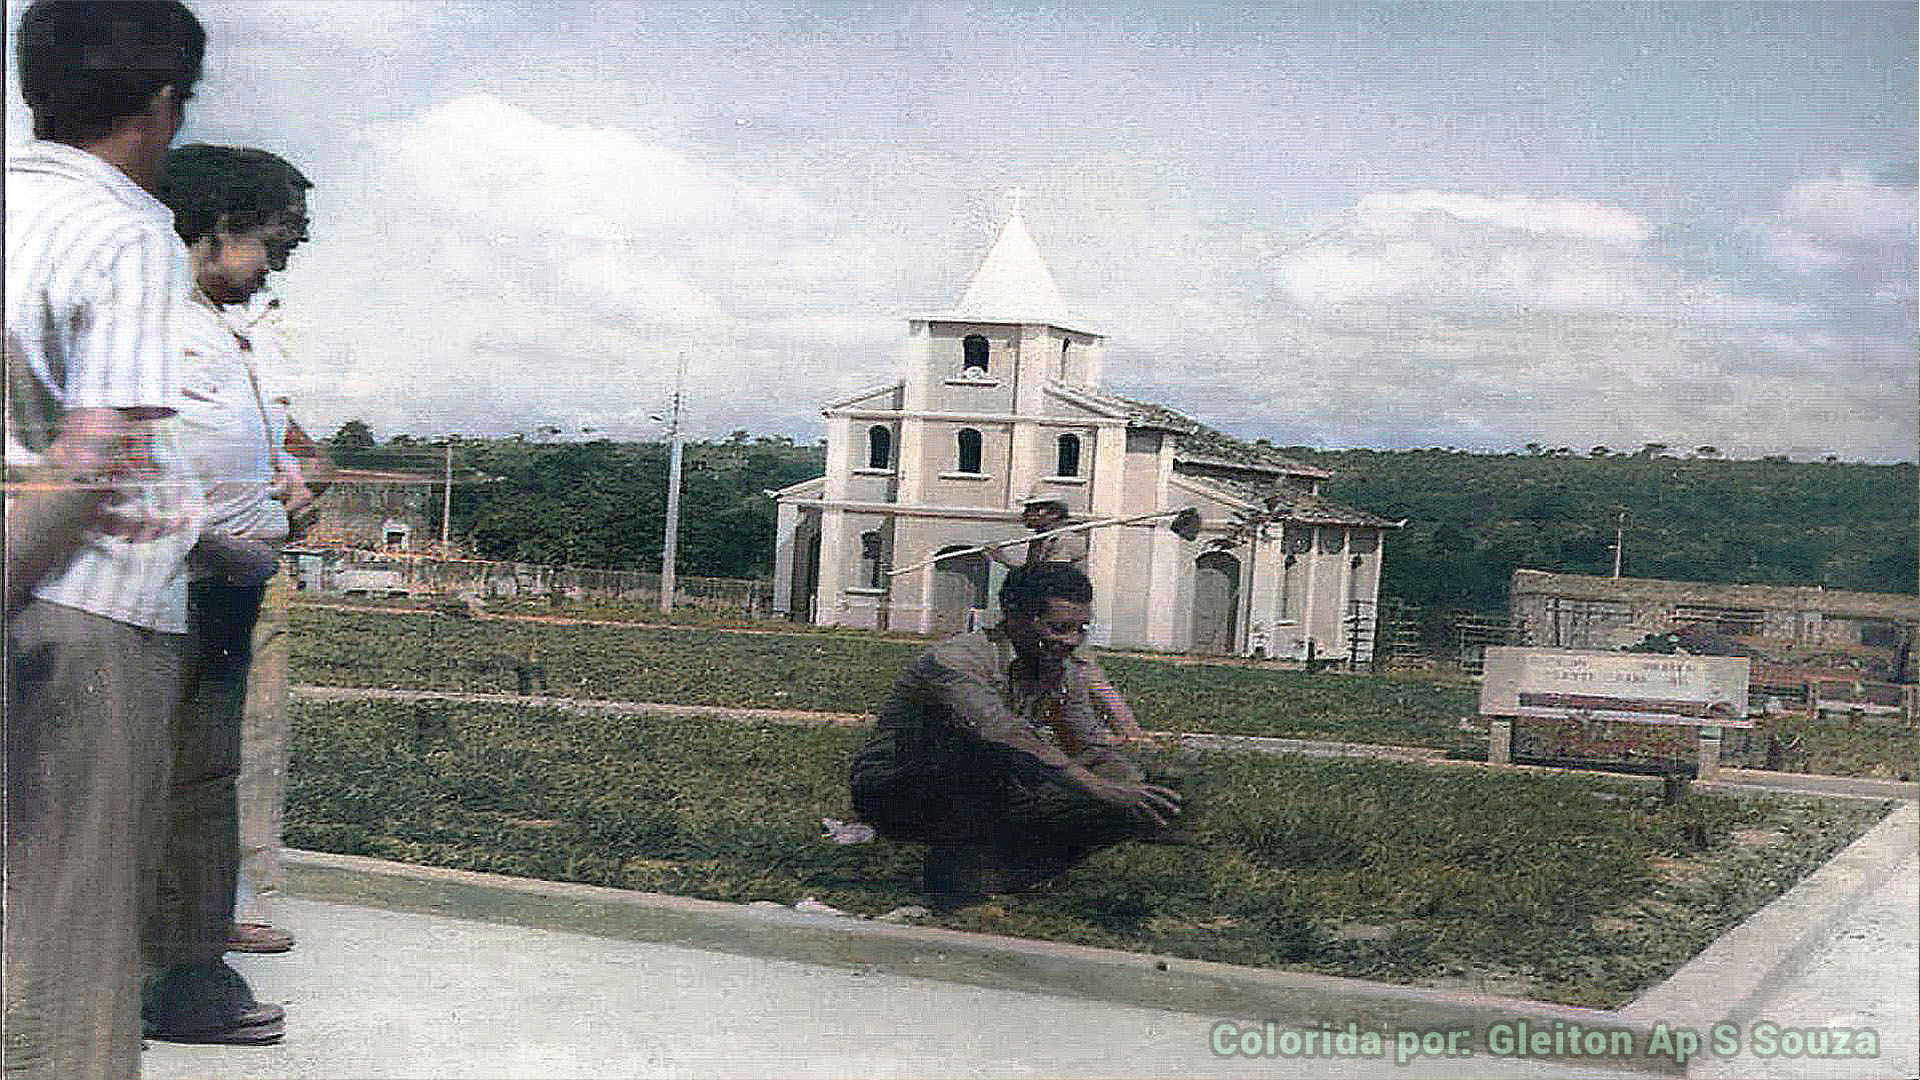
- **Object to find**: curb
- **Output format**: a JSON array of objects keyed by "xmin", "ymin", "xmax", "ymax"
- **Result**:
[
  {"xmin": 280, "ymin": 848, "xmax": 1686, "ymax": 1075},
  {"xmin": 1621, "ymin": 800, "xmax": 1917, "ymax": 1037},
  {"xmin": 1701, "ymin": 768, "xmax": 1917, "ymax": 803}
]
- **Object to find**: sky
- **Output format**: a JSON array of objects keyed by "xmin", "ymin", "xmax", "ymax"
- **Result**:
[{"xmin": 7, "ymin": 2, "xmax": 1916, "ymax": 461}]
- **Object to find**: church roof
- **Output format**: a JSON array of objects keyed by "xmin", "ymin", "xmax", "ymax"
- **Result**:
[
  {"xmin": 1066, "ymin": 387, "xmax": 1333, "ymax": 480},
  {"xmin": 931, "ymin": 210, "xmax": 1089, "ymax": 331},
  {"xmin": 1180, "ymin": 473, "xmax": 1404, "ymax": 528}
]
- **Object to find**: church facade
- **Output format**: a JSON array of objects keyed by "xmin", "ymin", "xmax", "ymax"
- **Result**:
[{"xmin": 769, "ymin": 211, "xmax": 1402, "ymax": 659}]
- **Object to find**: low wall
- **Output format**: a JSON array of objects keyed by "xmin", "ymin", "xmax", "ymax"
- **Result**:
[{"xmin": 292, "ymin": 548, "xmax": 773, "ymax": 616}]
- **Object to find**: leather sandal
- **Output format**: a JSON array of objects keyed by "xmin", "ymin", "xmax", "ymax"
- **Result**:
[{"xmin": 228, "ymin": 921, "xmax": 296, "ymax": 953}]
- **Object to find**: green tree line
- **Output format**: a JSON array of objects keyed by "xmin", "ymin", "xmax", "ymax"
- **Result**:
[
  {"xmin": 1279, "ymin": 446, "xmax": 1917, "ymax": 613},
  {"xmin": 325, "ymin": 425, "xmax": 821, "ymax": 579},
  {"xmin": 327, "ymin": 422, "xmax": 1916, "ymax": 609}
]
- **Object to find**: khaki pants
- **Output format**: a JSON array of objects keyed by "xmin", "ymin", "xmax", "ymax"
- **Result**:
[
  {"xmin": 236, "ymin": 574, "xmax": 290, "ymax": 921},
  {"xmin": 4, "ymin": 601, "xmax": 184, "ymax": 1080}
]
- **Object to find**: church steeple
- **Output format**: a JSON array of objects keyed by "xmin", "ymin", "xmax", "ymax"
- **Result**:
[{"xmin": 948, "ymin": 206, "xmax": 1074, "ymax": 327}]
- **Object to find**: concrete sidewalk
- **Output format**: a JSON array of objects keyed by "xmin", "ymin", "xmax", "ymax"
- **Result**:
[
  {"xmin": 1624, "ymin": 801, "xmax": 1918, "ymax": 1079},
  {"xmin": 142, "ymin": 897, "xmax": 1647, "ymax": 1080},
  {"xmin": 141, "ymin": 806, "xmax": 1915, "ymax": 1079}
]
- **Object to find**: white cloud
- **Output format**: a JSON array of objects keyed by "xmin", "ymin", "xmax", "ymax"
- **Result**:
[
  {"xmin": 1353, "ymin": 191, "xmax": 1653, "ymax": 245},
  {"xmin": 1271, "ymin": 189, "xmax": 1777, "ymax": 324},
  {"xmin": 276, "ymin": 94, "xmax": 900, "ymax": 440},
  {"xmin": 1763, "ymin": 169, "xmax": 1918, "ymax": 287},
  {"xmin": 1779, "ymin": 168, "xmax": 1916, "ymax": 239},
  {"xmin": 1091, "ymin": 187, "xmax": 1910, "ymax": 462}
]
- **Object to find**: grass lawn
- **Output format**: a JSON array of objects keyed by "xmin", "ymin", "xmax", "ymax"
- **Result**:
[
  {"xmin": 289, "ymin": 606, "xmax": 1478, "ymax": 746},
  {"xmin": 1762, "ymin": 712, "xmax": 1920, "ymax": 781},
  {"xmin": 287, "ymin": 698, "xmax": 1892, "ymax": 1009},
  {"xmin": 290, "ymin": 606, "xmax": 1920, "ymax": 777}
]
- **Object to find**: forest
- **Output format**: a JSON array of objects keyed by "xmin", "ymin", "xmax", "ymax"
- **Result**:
[{"xmin": 325, "ymin": 420, "xmax": 1918, "ymax": 614}]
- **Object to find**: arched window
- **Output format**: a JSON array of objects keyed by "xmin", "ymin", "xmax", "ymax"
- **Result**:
[
  {"xmin": 962, "ymin": 335, "xmax": 989, "ymax": 372},
  {"xmin": 866, "ymin": 425, "xmax": 891, "ymax": 469},
  {"xmin": 1056, "ymin": 433, "xmax": 1081, "ymax": 477},
  {"xmin": 956, "ymin": 428, "xmax": 983, "ymax": 474},
  {"xmin": 1057, "ymin": 339, "xmax": 1071, "ymax": 379}
]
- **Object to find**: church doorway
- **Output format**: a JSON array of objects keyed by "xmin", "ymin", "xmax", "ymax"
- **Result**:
[
  {"xmin": 1191, "ymin": 551, "xmax": 1241, "ymax": 655},
  {"xmin": 931, "ymin": 548, "xmax": 989, "ymax": 636},
  {"xmin": 791, "ymin": 530, "xmax": 820, "ymax": 622}
]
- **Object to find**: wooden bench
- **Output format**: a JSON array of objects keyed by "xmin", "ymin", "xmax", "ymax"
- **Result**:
[{"xmin": 1479, "ymin": 647, "xmax": 1752, "ymax": 782}]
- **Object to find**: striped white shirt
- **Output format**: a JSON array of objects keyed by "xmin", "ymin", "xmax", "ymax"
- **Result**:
[{"xmin": 5, "ymin": 140, "xmax": 201, "ymax": 632}]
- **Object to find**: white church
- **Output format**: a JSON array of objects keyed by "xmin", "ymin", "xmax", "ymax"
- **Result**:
[{"xmin": 769, "ymin": 209, "xmax": 1402, "ymax": 659}]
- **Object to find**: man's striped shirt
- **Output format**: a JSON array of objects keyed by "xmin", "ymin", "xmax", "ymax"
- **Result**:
[{"xmin": 5, "ymin": 140, "xmax": 200, "ymax": 632}]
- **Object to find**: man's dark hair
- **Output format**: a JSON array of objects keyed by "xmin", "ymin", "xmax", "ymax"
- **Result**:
[
  {"xmin": 17, "ymin": 1, "xmax": 205, "ymax": 143},
  {"xmin": 999, "ymin": 562, "xmax": 1093, "ymax": 618},
  {"xmin": 161, "ymin": 145, "xmax": 313, "ymax": 244}
]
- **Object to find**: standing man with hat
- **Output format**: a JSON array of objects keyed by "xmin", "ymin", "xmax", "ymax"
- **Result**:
[{"xmin": 988, "ymin": 493, "xmax": 1088, "ymax": 570}]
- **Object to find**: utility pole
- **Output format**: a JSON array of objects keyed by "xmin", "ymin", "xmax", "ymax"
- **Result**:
[
  {"xmin": 660, "ymin": 351, "xmax": 688, "ymax": 613},
  {"xmin": 440, "ymin": 442, "xmax": 452, "ymax": 553},
  {"xmin": 1612, "ymin": 510, "xmax": 1627, "ymax": 579}
]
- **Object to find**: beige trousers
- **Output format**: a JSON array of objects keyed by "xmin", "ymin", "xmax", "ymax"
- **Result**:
[
  {"xmin": 235, "ymin": 574, "xmax": 291, "ymax": 921},
  {"xmin": 4, "ymin": 601, "xmax": 184, "ymax": 1080}
]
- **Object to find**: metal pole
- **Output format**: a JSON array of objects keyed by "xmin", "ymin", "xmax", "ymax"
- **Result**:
[
  {"xmin": 440, "ymin": 443, "xmax": 452, "ymax": 552},
  {"xmin": 1612, "ymin": 511, "xmax": 1626, "ymax": 578},
  {"xmin": 885, "ymin": 506, "xmax": 1198, "ymax": 577},
  {"xmin": 660, "ymin": 352, "xmax": 687, "ymax": 613}
]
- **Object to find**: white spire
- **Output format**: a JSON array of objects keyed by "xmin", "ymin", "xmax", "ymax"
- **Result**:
[{"xmin": 948, "ymin": 205, "xmax": 1074, "ymax": 326}]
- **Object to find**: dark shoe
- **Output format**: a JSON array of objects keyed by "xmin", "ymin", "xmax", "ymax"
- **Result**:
[
  {"xmin": 143, "ymin": 960, "xmax": 285, "ymax": 1045},
  {"xmin": 228, "ymin": 922, "xmax": 296, "ymax": 954},
  {"xmin": 144, "ymin": 1002, "xmax": 285, "ymax": 1045}
]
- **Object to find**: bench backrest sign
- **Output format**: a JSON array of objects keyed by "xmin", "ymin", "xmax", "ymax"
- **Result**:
[{"xmin": 1480, "ymin": 647, "xmax": 1752, "ymax": 728}]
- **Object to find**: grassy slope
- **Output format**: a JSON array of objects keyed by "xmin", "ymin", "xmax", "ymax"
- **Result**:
[{"xmin": 288, "ymin": 699, "xmax": 1889, "ymax": 1009}]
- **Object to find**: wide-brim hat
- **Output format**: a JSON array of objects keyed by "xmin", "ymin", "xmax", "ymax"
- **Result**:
[{"xmin": 1017, "ymin": 492, "xmax": 1070, "ymax": 512}]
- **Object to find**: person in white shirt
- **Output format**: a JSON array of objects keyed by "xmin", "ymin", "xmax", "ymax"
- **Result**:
[
  {"xmin": 986, "ymin": 493, "xmax": 1089, "ymax": 570},
  {"xmin": 4, "ymin": 3, "xmax": 208, "ymax": 1077},
  {"xmin": 216, "ymin": 288, "xmax": 330, "ymax": 958},
  {"xmin": 141, "ymin": 143, "xmax": 318, "ymax": 1046}
]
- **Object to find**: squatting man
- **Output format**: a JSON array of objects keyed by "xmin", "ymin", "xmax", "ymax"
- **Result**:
[{"xmin": 850, "ymin": 562, "xmax": 1185, "ymax": 907}]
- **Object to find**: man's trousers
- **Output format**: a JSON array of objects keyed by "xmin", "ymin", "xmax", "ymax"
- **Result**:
[
  {"xmin": 4, "ymin": 600, "xmax": 184, "ymax": 1080},
  {"xmin": 144, "ymin": 583, "xmax": 263, "ymax": 974},
  {"xmin": 850, "ymin": 731, "xmax": 1143, "ymax": 878},
  {"xmin": 235, "ymin": 574, "xmax": 290, "ymax": 922}
]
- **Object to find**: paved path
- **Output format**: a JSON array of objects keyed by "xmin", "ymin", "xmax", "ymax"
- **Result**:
[
  {"xmin": 137, "ymin": 801, "xmax": 1916, "ymax": 1080},
  {"xmin": 1690, "ymin": 856, "xmax": 1918, "ymax": 1079},
  {"xmin": 142, "ymin": 897, "xmax": 1643, "ymax": 1080},
  {"xmin": 1625, "ymin": 803, "xmax": 1918, "ymax": 1080}
]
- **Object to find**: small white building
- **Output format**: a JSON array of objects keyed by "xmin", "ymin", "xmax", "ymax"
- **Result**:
[{"xmin": 769, "ymin": 210, "xmax": 1403, "ymax": 658}]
